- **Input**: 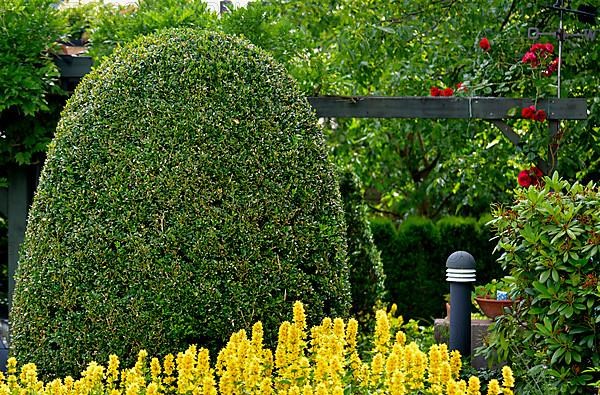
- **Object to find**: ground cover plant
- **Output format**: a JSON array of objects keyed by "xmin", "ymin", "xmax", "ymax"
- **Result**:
[
  {"xmin": 2, "ymin": 302, "xmax": 516, "ymax": 394},
  {"xmin": 10, "ymin": 28, "xmax": 351, "ymax": 378}
]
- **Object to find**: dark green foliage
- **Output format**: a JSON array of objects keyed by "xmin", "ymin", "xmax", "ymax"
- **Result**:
[
  {"xmin": 88, "ymin": 0, "xmax": 217, "ymax": 62},
  {"xmin": 10, "ymin": 29, "xmax": 351, "ymax": 378},
  {"xmin": 390, "ymin": 217, "xmax": 441, "ymax": 320},
  {"xmin": 436, "ymin": 215, "xmax": 503, "ymax": 285},
  {"xmin": 370, "ymin": 215, "xmax": 504, "ymax": 320},
  {"xmin": 0, "ymin": 0, "xmax": 65, "ymax": 167},
  {"xmin": 338, "ymin": 169, "xmax": 385, "ymax": 316}
]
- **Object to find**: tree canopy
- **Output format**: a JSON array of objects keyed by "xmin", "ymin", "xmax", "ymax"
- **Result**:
[{"xmin": 2, "ymin": 0, "xmax": 599, "ymax": 217}]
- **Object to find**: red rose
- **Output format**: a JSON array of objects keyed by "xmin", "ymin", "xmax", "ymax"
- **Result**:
[
  {"xmin": 522, "ymin": 51, "xmax": 539, "ymax": 66},
  {"xmin": 544, "ymin": 43, "xmax": 554, "ymax": 53},
  {"xmin": 531, "ymin": 166, "xmax": 543, "ymax": 178},
  {"xmin": 479, "ymin": 37, "xmax": 491, "ymax": 51},
  {"xmin": 534, "ymin": 109, "xmax": 547, "ymax": 122},
  {"xmin": 518, "ymin": 170, "xmax": 532, "ymax": 187},
  {"xmin": 430, "ymin": 86, "xmax": 441, "ymax": 96},
  {"xmin": 543, "ymin": 58, "xmax": 560, "ymax": 76},
  {"xmin": 521, "ymin": 106, "xmax": 536, "ymax": 119},
  {"xmin": 441, "ymin": 87, "xmax": 454, "ymax": 96}
]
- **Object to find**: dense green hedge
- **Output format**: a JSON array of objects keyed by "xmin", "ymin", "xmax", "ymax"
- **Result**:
[
  {"xmin": 370, "ymin": 215, "xmax": 504, "ymax": 320},
  {"xmin": 11, "ymin": 28, "xmax": 351, "ymax": 378},
  {"xmin": 338, "ymin": 169, "xmax": 385, "ymax": 316}
]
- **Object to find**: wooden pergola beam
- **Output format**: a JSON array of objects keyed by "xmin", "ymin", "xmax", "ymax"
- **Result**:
[{"xmin": 307, "ymin": 96, "xmax": 587, "ymax": 120}]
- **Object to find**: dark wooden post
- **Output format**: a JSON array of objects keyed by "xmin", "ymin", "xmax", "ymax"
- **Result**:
[{"xmin": 7, "ymin": 168, "xmax": 29, "ymax": 310}]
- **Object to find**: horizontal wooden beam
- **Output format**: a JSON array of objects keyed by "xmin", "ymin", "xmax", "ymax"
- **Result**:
[{"xmin": 307, "ymin": 96, "xmax": 588, "ymax": 120}]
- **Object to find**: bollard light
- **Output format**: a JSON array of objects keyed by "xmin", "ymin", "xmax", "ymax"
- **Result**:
[{"xmin": 446, "ymin": 251, "xmax": 476, "ymax": 356}]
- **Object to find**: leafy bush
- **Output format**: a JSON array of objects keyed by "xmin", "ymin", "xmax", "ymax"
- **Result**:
[
  {"xmin": 370, "ymin": 215, "xmax": 504, "ymax": 320},
  {"xmin": 10, "ymin": 28, "xmax": 351, "ymax": 378},
  {"xmin": 0, "ymin": 0, "xmax": 65, "ymax": 167},
  {"xmin": 484, "ymin": 173, "xmax": 600, "ymax": 394},
  {"xmin": 338, "ymin": 169, "xmax": 385, "ymax": 316},
  {"xmin": 88, "ymin": 0, "xmax": 217, "ymax": 62},
  {"xmin": 3, "ymin": 302, "xmax": 516, "ymax": 394}
]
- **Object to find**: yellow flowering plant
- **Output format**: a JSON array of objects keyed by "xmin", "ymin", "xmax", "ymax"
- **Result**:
[{"xmin": 1, "ymin": 302, "xmax": 514, "ymax": 395}]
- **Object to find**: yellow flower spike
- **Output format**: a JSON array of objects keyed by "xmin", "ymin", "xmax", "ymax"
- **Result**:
[
  {"xmin": 320, "ymin": 317, "xmax": 333, "ymax": 331},
  {"xmin": 430, "ymin": 383, "xmax": 443, "ymax": 395},
  {"xmin": 259, "ymin": 377, "xmax": 273, "ymax": 395},
  {"xmin": 438, "ymin": 344, "xmax": 449, "ymax": 364},
  {"xmin": 395, "ymin": 330, "xmax": 406, "ymax": 346},
  {"xmin": 427, "ymin": 344, "xmax": 442, "ymax": 385},
  {"xmin": 315, "ymin": 383, "xmax": 328, "ymax": 395},
  {"xmin": 370, "ymin": 353, "xmax": 385, "ymax": 386},
  {"xmin": 446, "ymin": 379, "xmax": 459, "ymax": 395},
  {"xmin": 64, "ymin": 376, "xmax": 74, "ymax": 392},
  {"xmin": 163, "ymin": 354, "xmax": 175, "ymax": 376},
  {"xmin": 449, "ymin": 350, "xmax": 462, "ymax": 379},
  {"xmin": 150, "ymin": 358, "xmax": 161, "ymax": 381},
  {"xmin": 457, "ymin": 379, "xmax": 467, "ymax": 393},
  {"xmin": 302, "ymin": 384, "xmax": 313, "ymax": 395},
  {"xmin": 345, "ymin": 319, "xmax": 358, "ymax": 351},
  {"xmin": 389, "ymin": 370, "xmax": 407, "ymax": 395},
  {"xmin": 263, "ymin": 348, "xmax": 274, "ymax": 376},
  {"xmin": 332, "ymin": 319, "xmax": 344, "ymax": 342},
  {"xmin": 440, "ymin": 362, "xmax": 451, "ymax": 386},
  {"xmin": 202, "ymin": 375, "xmax": 218, "ymax": 395},
  {"xmin": 251, "ymin": 321, "xmax": 264, "ymax": 351},
  {"xmin": 6, "ymin": 358, "xmax": 17, "ymax": 375},
  {"xmin": 486, "ymin": 379, "xmax": 501, "ymax": 395},
  {"xmin": 373, "ymin": 310, "xmax": 391, "ymax": 354},
  {"xmin": 293, "ymin": 301, "xmax": 307, "ymax": 332},
  {"xmin": 162, "ymin": 354, "xmax": 176, "ymax": 388},
  {"xmin": 146, "ymin": 382, "xmax": 159, "ymax": 395},
  {"xmin": 501, "ymin": 366, "xmax": 514, "ymax": 388},
  {"xmin": 331, "ymin": 385, "xmax": 343, "ymax": 395},
  {"xmin": 288, "ymin": 385, "xmax": 301, "ymax": 395},
  {"xmin": 467, "ymin": 376, "xmax": 481, "ymax": 395},
  {"xmin": 107, "ymin": 355, "xmax": 120, "ymax": 386},
  {"xmin": 197, "ymin": 348, "xmax": 211, "ymax": 376},
  {"xmin": 275, "ymin": 321, "xmax": 291, "ymax": 370}
]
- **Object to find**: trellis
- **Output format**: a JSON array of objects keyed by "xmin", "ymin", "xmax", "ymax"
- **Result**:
[{"xmin": 0, "ymin": 60, "xmax": 589, "ymax": 309}]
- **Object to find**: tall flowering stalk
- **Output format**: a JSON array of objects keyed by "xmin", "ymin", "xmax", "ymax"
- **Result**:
[{"xmin": 0, "ymin": 301, "xmax": 515, "ymax": 395}]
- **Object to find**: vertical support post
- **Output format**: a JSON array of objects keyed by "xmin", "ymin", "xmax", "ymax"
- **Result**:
[
  {"xmin": 446, "ymin": 251, "xmax": 476, "ymax": 356},
  {"xmin": 7, "ymin": 168, "xmax": 28, "ymax": 311},
  {"xmin": 548, "ymin": 120, "xmax": 561, "ymax": 173}
]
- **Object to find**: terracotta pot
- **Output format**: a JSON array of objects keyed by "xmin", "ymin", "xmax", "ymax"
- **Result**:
[{"xmin": 475, "ymin": 297, "xmax": 514, "ymax": 319}]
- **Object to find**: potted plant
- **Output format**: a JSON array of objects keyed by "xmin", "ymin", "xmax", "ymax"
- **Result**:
[{"xmin": 473, "ymin": 278, "xmax": 516, "ymax": 319}]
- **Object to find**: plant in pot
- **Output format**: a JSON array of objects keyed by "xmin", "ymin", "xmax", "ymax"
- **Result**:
[{"xmin": 473, "ymin": 278, "xmax": 517, "ymax": 319}]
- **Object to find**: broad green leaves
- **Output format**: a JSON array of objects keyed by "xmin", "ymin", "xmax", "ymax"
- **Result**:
[{"xmin": 487, "ymin": 174, "xmax": 599, "ymax": 393}]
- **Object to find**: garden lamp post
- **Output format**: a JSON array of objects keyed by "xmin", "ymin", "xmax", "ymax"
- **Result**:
[{"xmin": 446, "ymin": 251, "xmax": 476, "ymax": 356}]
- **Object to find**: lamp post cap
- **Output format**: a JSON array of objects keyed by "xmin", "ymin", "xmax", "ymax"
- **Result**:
[{"xmin": 446, "ymin": 251, "xmax": 476, "ymax": 269}]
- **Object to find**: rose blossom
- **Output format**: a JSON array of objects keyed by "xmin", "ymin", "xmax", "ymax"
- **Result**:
[
  {"xmin": 440, "ymin": 87, "xmax": 454, "ymax": 96},
  {"xmin": 522, "ymin": 51, "xmax": 539, "ymax": 66},
  {"xmin": 479, "ymin": 37, "xmax": 491, "ymax": 51},
  {"xmin": 534, "ymin": 109, "xmax": 547, "ymax": 122},
  {"xmin": 521, "ymin": 105, "xmax": 536, "ymax": 119},
  {"xmin": 518, "ymin": 170, "xmax": 532, "ymax": 187},
  {"xmin": 430, "ymin": 86, "xmax": 441, "ymax": 96}
]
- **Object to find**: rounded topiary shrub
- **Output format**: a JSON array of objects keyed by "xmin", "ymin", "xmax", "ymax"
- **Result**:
[{"xmin": 11, "ymin": 28, "xmax": 351, "ymax": 378}]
